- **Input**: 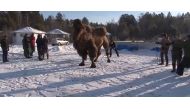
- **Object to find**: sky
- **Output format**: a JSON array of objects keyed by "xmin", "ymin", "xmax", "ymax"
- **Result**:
[{"xmin": 41, "ymin": 11, "xmax": 187, "ymax": 24}]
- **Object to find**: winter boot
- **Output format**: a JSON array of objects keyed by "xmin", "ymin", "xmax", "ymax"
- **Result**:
[
  {"xmin": 171, "ymin": 64, "xmax": 176, "ymax": 72},
  {"xmin": 176, "ymin": 65, "xmax": 184, "ymax": 76}
]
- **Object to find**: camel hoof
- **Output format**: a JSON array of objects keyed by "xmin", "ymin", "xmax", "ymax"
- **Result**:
[
  {"xmin": 90, "ymin": 64, "xmax": 96, "ymax": 68},
  {"xmin": 79, "ymin": 62, "xmax": 85, "ymax": 66}
]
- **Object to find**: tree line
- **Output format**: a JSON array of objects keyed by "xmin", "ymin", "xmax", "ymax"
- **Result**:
[
  {"xmin": 1, "ymin": 11, "xmax": 190, "ymax": 41},
  {"xmin": 107, "ymin": 12, "xmax": 190, "ymax": 40}
]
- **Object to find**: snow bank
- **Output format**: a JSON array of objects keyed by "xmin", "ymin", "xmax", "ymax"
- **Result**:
[{"xmin": 49, "ymin": 44, "xmax": 73, "ymax": 53}]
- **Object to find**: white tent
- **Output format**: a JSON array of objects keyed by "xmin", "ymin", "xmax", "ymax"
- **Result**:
[
  {"xmin": 13, "ymin": 27, "xmax": 46, "ymax": 45},
  {"xmin": 46, "ymin": 29, "xmax": 70, "ymax": 35}
]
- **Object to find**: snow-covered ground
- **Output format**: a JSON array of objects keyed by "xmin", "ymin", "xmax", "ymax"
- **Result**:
[{"xmin": 0, "ymin": 44, "xmax": 190, "ymax": 97}]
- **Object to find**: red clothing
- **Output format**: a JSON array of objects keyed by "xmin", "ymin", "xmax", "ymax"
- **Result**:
[{"xmin": 31, "ymin": 36, "xmax": 35, "ymax": 48}]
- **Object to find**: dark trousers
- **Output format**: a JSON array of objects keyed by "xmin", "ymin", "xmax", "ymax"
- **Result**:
[
  {"xmin": 2, "ymin": 50, "xmax": 8, "ymax": 62},
  {"xmin": 24, "ymin": 49, "xmax": 28, "ymax": 58},
  {"xmin": 160, "ymin": 50, "xmax": 168, "ymax": 65},
  {"xmin": 43, "ymin": 51, "xmax": 49, "ymax": 59},
  {"xmin": 38, "ymin": 51, "xmax": 44, "ymax": 61},
  {"xmin": 176, "ymin": 57, "xmax": 190, "ymax": 76},
  {"xmin": 30, "ymin": 47, "xmax": 35, "ymax": 56},
  {"xmin": 110, "ymin": 47, "xmax": 119, "ymax": 57},
  {"xmin": 172, "ymin": 51, "xmax": 182, "ymax": 71},
  {"xmin": 37, "ymin": 47, "xmax": 44, "ymax": 61},
  {"xmin": 24, "ymin": 48, "xmax": 31, "ymax": 58}
]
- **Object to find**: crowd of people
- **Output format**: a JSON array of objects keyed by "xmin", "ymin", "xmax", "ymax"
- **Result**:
[
  {"xmin": 1, "ymin": 32, "xmax": 190, "ymax": 76},
  {"xmin": 108, "ymin": 34, "xmax": 189, "ymax": 77},
  {"xmin": 22, "ymin": 34, "xmax": 49, "ymax": 61},
  {"xmin": 156, "ymin": 33, "xmax": 190, "ymax": 76},
  {"xmin": 22, "ymin": 34, "xmax": 35, "ymax": 58},
  {"xmin": 0, "ymin": 33, "xmax": 49, "ymax": 63},
  {"xmin": 36, "ymin": 34, "xmax": 49, "ymax": 60},
  {"xmin": 22, "ymin": 33, "xmax": 49, "ymax": 61}
]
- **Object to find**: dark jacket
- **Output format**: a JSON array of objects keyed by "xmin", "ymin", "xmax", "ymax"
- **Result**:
[
  {"xmin": 0, "ymin": 39, "xmax": 9, "ymax": 51},
  {"xmin": 156, "ymin": 38, "xmax": 171, "ymax": 52},
  {"xmin": 36, "ymin": 37, "xmax": 43, "ymax": 51},
  {"xmin": 31, "ymin": 35, "xmax": 35, "ymax": 49},
  {"xmin": 22, "ymin": 37, "xmax": 28, "ymax": 49},
  {"xmin": 171, "ymin": 39, "xmax": 183, "ymax": 54},
  {"xmin": 110, "ymin": 41, "xmax": 116, "ymax": 48},
  {"xmin": 182, "ymin": 39, "xmax": 190, "ymax": 58},
  {"xmin": 42, "ymin": 37, "xmax": 48, "ymax": 52}
]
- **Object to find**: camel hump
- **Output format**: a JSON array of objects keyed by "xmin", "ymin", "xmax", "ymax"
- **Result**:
[
  {"xmin": 85, "ymin": 25, "xmax": 93, "ymax": 33},
  {"xmin": 93, "ymin": 27, "xmax": 107, "ymax": 36}
]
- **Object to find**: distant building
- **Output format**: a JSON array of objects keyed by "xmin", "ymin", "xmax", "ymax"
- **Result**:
[{"xmin": 46, "ymin": 29, "xmax": 70, "ymax": 43}]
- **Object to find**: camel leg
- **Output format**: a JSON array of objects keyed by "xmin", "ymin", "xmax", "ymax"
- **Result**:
[
  {"xmin": 89, "ymin": 50, "xmax": 97, "ymax": 68},
  {"xmin": 94, "ymin": 48, "xmax": 101, "ymax": 62},
  {"xmin": 85, "ymin": 40, "xmax": 97, "ymax": 68},
  {"xmin": 79, "ymin": 59, "xmax": 85, "ymax": 66},
  {"xmin": 79, "ymin": 50, "xmax": 87, "ymax": 66},
  {"xmin": 88, "ymin": 45, "xmax": 97, "ymax": 68},
  {"xmin": 90, "ymin": 57, "xmax": 96, "ymax": 68}
]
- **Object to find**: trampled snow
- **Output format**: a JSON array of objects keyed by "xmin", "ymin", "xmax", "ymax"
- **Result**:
[{"xmin": 0, "ymin": 44, "xmax": 190, "ymax": 97}]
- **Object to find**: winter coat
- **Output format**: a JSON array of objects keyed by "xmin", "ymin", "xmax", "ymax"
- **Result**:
[
  {"xmin": 182, "ymin": 39, "xmax": 190, "ymax": 58},
  {"xmin": 27, "ymin": 38, "xmax": 32, "ymax": 54},
  {"xmin": 171, "ymin": 39, "xmax": 183, "ymax": 55},
  {"xmin": 0, "ymin": 39, "xmax": 9, "ymax": 51},
  {"xmin": 31, "ymin": 36, "xmax": 35, "ymax": 49},
  {"xmin": 22, "ymin": 37, "xmax": 28, "ymax": 49},
  {"xmin": 42, "ymin": 38, "xmax": 48, "ymax": 53},
  {"xmin": 156, "ymin": 38, "xmax": 171, "ymax": 52},
  {"xmin": 110, "ymin": 41, "xmax": 116, "ymax": 48},
  {"xmin": 22, "ymin": 37, "xmax": 32, "ymax": 54},
  {"xmin": 36, "ymin": 37, "xmax": 43, "ymax": 52}
]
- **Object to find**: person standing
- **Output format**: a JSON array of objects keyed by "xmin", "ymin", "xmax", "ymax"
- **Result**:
[
  {"xmin": 30, "ymin": 33, "xmax": 35, "ymax": 56},
  {"xmin": 22, "ymin": 34, "xmax": 27, "ymax": 58},
  {"xmin": 156, "ymin": 33, "xmax": 171, "ymax": 66},
  {"xmin": 109, "ymin": 38, "xmax": 119, "ymax": 57},
  {"xmin": 27, "ymin": 36, "xmax": 32, "ymax": 58},
  {"xmin": 36, "ymin": 34, "xmax": 43, "ymax": 61},
  {"xmin": 42, "ymin": 35, "xmax": 49, "ymax": 59},
  {"xmin": 22, "ymin": 34, "xmax": 31, "ymax": 58},
  {"xmin": 176, "ymin": 35, "xmax": 190, "ymax": 76},
  {"xmin": 0, "ymin": 35, "xmax": 9, "ymax": 63},
  {"xmin": 170, "ymin": 36, "xmax": 183, "ymax": 72}
]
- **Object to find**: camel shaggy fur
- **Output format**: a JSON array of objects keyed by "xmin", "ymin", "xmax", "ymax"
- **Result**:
[{"xmin": 72, "ymin": 19, "xmax": 110, "ymax": 68}]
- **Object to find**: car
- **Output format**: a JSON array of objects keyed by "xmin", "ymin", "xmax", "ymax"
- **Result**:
[{"xmin": 52, "ymin": 38, "xmax": 69, "ymax": 46}]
